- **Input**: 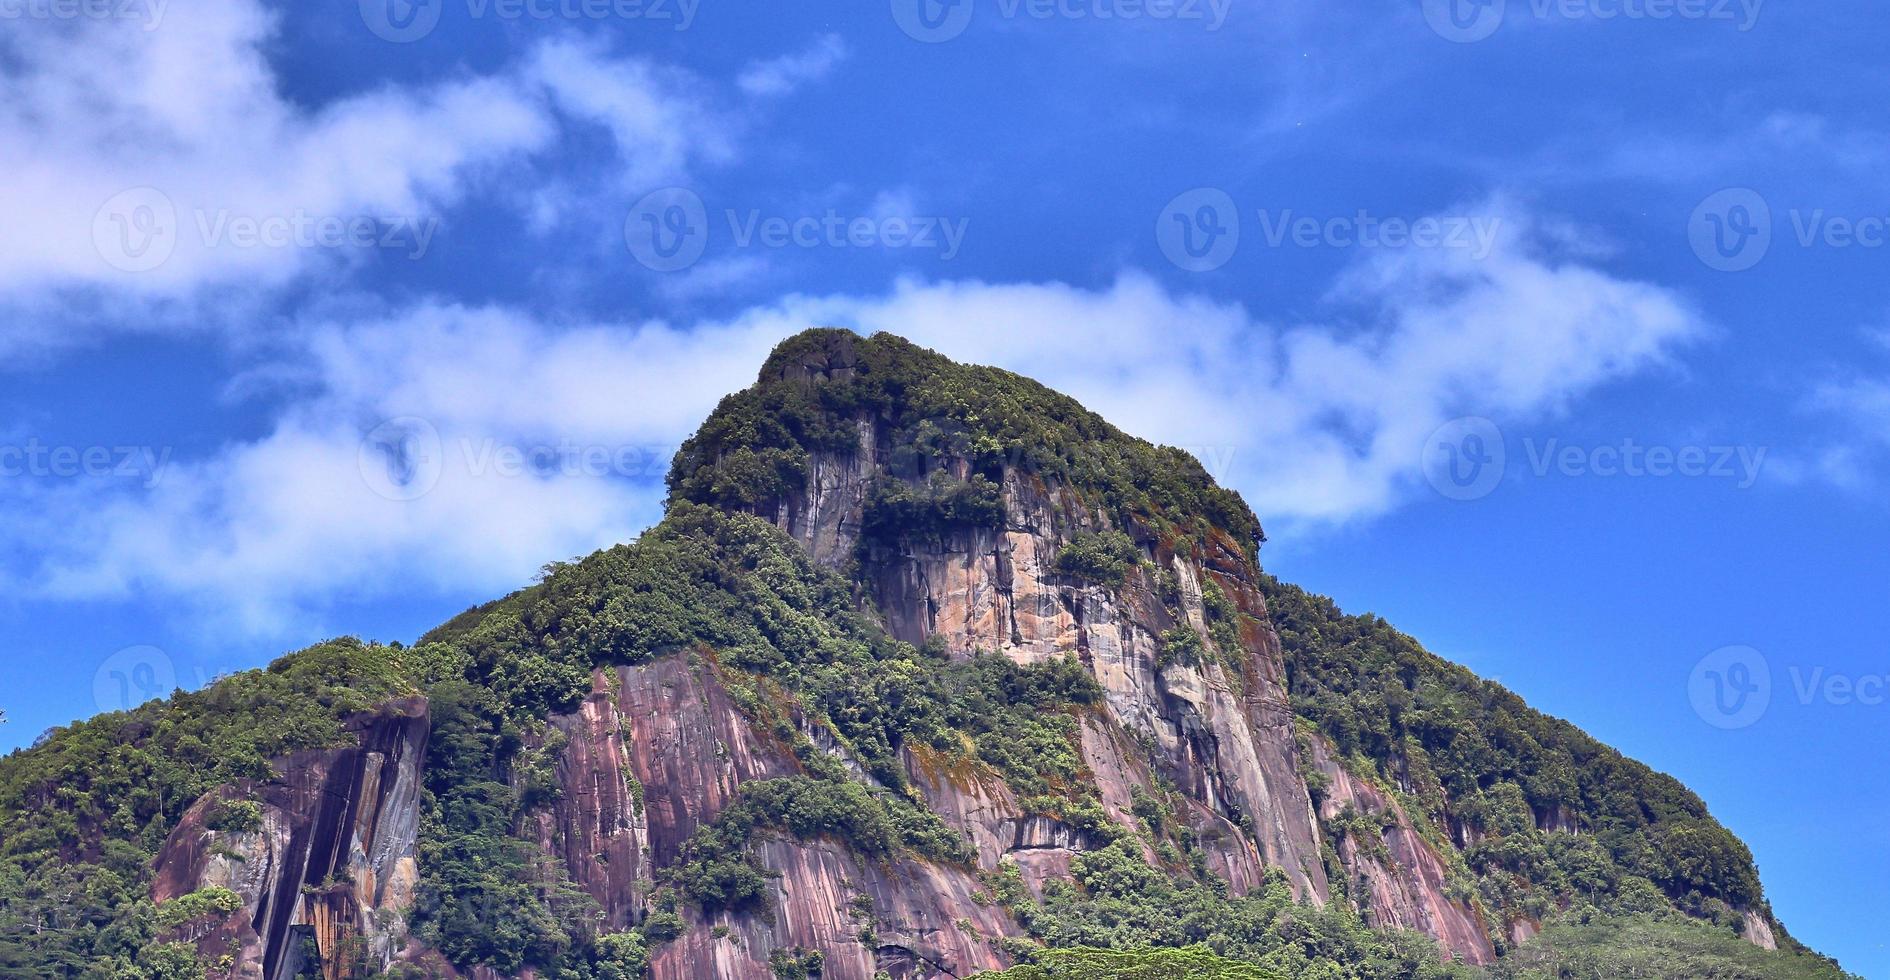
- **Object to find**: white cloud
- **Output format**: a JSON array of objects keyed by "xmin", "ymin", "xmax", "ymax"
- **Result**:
[
  {"xmin": 737, "ymin": 34, "xmax": 849, "ymax": 98},
  {"xmin": 0, "ymin": 0, "xmax": 730, "ymax": 352},
  {"xmin": 3, "ymin": 304, "xmax": 784, "ymax": 634},
  {"xmin": 0, "ymin": 200, "xmax": 1705, "ymax": 634},
  {"xmin": 1782, "ymin": 332, "xmax": 1890, "ymax": 490}
]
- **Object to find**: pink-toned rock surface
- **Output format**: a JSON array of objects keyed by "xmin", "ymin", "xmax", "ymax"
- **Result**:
[
  {"xmin": 767, "ymin": 394, "xmax": 1329, "ymax": 905},
  {"xmin": 1308, "ymin": 736, "xmax": 1495, "ymax": 965},
  {"xmin": 651, "ymin": 837, "xmax": 1014, "ymax": 980},
  {"xmin": 152, "ymin": 698, "xmax": 431, "ymax": 979}
]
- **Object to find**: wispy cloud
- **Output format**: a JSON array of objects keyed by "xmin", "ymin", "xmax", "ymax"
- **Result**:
[{"xmin": 737, "ymin": 34, "xmax": 849, "ymax": 98}]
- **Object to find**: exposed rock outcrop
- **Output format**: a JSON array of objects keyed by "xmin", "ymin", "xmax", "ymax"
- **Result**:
[
  {"xmin": 768, "ymin": 397, "xmax": 1329, "ymax": 906},
  {"xmin": 652, "ymin": 837, "xmax": 1014, "ymax": 980},
  {"xmin": 528, "ymin": 655, "xmax": 1017, "ymax": 979},
  {"xmin": 153, "ymin": 698, "xmax": 430, "ymax": 979},
  {"xmin": 1308, "ymin": 736, "xmax": 1495, "ymax": 965}
]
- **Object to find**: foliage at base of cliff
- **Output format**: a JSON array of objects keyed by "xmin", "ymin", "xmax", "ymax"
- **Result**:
[
  {"xmin": 990, "ymin": 841, "xmax": 1474, "ymax": 980},
  {"xmin": 1488, "ymin": 909, "xmax": 1858, "ymax": 980},
  {"xmin": 976, "ymin": 944, "xmax": 1288, "ymax": 978}
]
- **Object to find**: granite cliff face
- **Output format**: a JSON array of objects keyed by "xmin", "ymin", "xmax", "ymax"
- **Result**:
[
  {"xmin": 1307, "ymin": 737, "xmax": 1494, "ymax": 963},
  {"xmin": 564, "ymin": 655, "xmax": 1017, "ymax": 980},
  {"xmin": 129, "ymin": 330, "xmax": 1796, "ymax": 978},
  {"xmin": 780, "ymin": 421, "xmax": 1326, "ymax": 900},
  {"xmin": 152, "ymin": 698, "xmax": 429, "ymax": 979},
  {"xmin": 754, "ymin": 335, "xmax": 1500, "ymax": 957}
]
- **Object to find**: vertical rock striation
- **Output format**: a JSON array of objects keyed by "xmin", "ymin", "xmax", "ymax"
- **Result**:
[
  {"xmin": 152, "ymin": 698, "xmax": 430, "ymax": 979},
  {"xmin": 1308, "ymin": 736, "xmax": 1495, "ymax": 964},
  {"xmin": 760, "ymin": 336, "xmax": 1329, "ymax": 905}
]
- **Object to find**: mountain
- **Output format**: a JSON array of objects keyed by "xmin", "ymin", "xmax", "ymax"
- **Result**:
[{"xmin": 0, "ymin": 330, "xmax": 1855, "ymax": 980}]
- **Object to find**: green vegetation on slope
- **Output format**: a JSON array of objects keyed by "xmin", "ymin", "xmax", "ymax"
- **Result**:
[
  {"xmin": 1488, "ymin": 910, "xmax": 1857, "ymax": 980},
  {"xmin": 0, "ymin": 639, "xmax": 419, "ymax": 977},
  {"xmin": 668, "ymin": 329, "xmax": 1263, "ymax": 556},
  {"xmin": 989, "ymin": 841, "xmax": 1474, "ymax": 980},
  {"xmin": 976, "ymin": 944, "xmax": 1287, "ymax": 978},
  {"xmin": 1260, "ymin": 574, "xmax": 1816, "ymax": 959}
]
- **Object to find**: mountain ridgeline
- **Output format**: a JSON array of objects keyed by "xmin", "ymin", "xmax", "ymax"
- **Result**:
[{"xmin": 0, "ymin": 330, "xmax": 1853, "ymax": 979}]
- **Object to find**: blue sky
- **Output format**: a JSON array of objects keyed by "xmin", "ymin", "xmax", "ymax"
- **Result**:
[{"xmin": 1, "ymin": 0, "xmax": 1886, "ymax": 973}]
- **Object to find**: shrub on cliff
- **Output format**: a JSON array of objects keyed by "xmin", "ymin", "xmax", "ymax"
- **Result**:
[
  {"xmin": 997, "ymin": 842, "xmax": 1473, "ymax": 980},
  {"xmin": 861, "ymin": 471, "xmax": 1007, "ymax": 543},
  {"xmin": 1054, "ymin": 530, "xmax": 1143, "ymax": 586},
  {"xmin": 1486, "ymin": 910, "xmax": 1860, "ymax": 980}
]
